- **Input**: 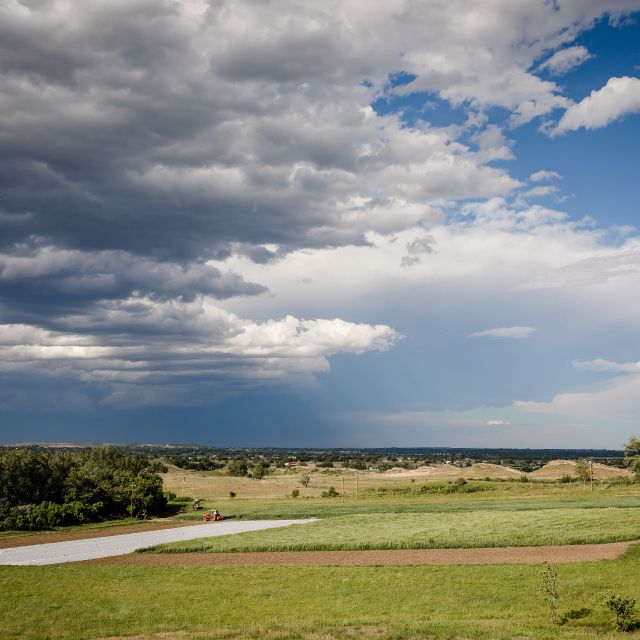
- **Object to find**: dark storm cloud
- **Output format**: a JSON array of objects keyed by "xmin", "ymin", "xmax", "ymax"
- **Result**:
[
  {"xmin": 0, "ymin": 242, "xmax": 266, "ymax": 325},
  {"xmin": 2, "ymin": 0, "xmax": 639, "ymax": 422},
  {"xmin": 0, "ymin": 0, "xmax": 530, "ymax": 264}
]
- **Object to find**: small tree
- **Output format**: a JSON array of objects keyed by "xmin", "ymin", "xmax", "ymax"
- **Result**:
[
  {"xmin": 541, "ymin": 562, "xmax": 560, "ymax": 625},
  {"xmin": 227, "ymin": 458, "xmax": 248, "ymax": 477},
  {"xmin": 624, "ymin": 436, "xmax": 640, "ymax": 478},
  {"xmin": 575, "ymin": 459, "xmax": 591, "ymax": 483},
  {"xmin": 300, "ymin": 474, "xmax": 311, "ymax": 488},
  {"xmin": 252, "ymin": 463, "xmax": 267, "ymax": 479}
]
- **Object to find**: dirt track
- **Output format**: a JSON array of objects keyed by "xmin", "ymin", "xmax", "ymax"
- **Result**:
[
  {"xmin": 0, "ymin": 520, "xmax": 201, "ymax": 549},
  {"xmin": 86, "ymin": 541, "xmax": 636, "ymax": 567}
]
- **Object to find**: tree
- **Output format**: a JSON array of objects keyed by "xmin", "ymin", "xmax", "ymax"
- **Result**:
[
  {"xmin": 227, "ymin": 458, "xmax": 248, "ymax": 477},
  {"xmin": 623, "ymin": 436, "xmax": 640, "ymax": 478},
  {"xmin": 575, "ymin": 459, "xmax": 591, "ymax": 483},
  {"xmin": 251, "ymin": 463, "xmax": 268, "ymax": 479},
  {"xmin": 299, "ymin": 474, "xmax": 311, "ymax": 488}
]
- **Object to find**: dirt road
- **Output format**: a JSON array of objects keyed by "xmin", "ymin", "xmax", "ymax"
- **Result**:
[
  {"xmin": 87, "ymin": 540, "xmax": 637, "ymax": 566},
  {"xmin": 0, "ymin": 520, "xmax": 315, "ymax": 565}
]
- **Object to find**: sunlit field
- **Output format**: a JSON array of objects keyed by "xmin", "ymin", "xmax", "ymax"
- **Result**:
[{"xmin": 2, "ymin": 547, "xmax": 640, "ymax": 639}]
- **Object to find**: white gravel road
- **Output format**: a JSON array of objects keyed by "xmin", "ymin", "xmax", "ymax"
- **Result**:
[{"xmin": 0, "ymin": 519, "xmax": 315, "ymax": 565}]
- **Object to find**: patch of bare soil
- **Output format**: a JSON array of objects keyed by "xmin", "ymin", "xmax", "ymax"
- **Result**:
[
  {"xmin": 0, "ymin": 520, "xmax": 197, "ymax": 549},
  {"xmin": 84, "ymin": 541, "xmax": 635, "ymax": 567},
  {"xmin": 95, "ymin": 634, "xmax": 190, "ymax": 640}
]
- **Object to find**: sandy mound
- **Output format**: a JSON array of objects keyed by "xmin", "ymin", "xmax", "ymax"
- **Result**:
[
  {"xmin": 465, "ymin": 463, "xmax": 523, "ymax": 479},
  {"xmin": 528, "ymin": 459, "xmax": 633, "ymax": 480},
  {"xmin": 381, "ymin": 463, "xmax": 522, "ymax": 480}
]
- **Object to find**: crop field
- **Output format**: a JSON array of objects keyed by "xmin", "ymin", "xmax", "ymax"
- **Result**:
[
  {"xmin": 146, "ymin": 504, "xmax": 640, "ymax": 553},
  {"xmin": 1, "ymin": 546, "xmax": 640, "ymax": 639}
]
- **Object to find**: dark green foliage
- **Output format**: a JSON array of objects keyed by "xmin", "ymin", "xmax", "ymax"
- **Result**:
[
  {"xmin": 604, "ymin": 594, "xmax": 638, "ymax": 631},
  {"xmin": 166, "ymin": 455, "xmax": 222, "ymax": 471},
  {"xmin": 624, "ymin": 436, "xmax": 640, "ymax": 479},
  {"xmin": 317, "ymin": 461, "xmax": 334, "ymax": 468},
  {"xmin": 291, "ymin": 489, "xmax": 300, "ymax": 498},
  {"xmin": 227, "ymin": 458, "xmax": 249, "ymax": 477},
  {"xmin": 251, "ymin": 463, "xmax": 268, "ymax": 479},
  {"xmin": 0, "ymin": 448, "xmax": 166, "ymax": 531},
  {"xmin": 321, "ymin": 486, "xmax": 339, "ymax": 498}
]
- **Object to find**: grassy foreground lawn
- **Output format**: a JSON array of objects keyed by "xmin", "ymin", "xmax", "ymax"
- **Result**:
[
  {"xmin": 2, "ymin": 546, "xmax": 640, "ymax": 639},
  {"xmin": 146, "ymin": 506, "xmax": 640, "ymax": 553}
]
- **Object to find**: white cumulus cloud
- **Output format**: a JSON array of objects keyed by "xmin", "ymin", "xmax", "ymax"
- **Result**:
[
  {"xmin": 538, "ymin": 45, "xmax": 592, "ymax": 76},
  {"xmin": 551, "ymin": 76, "xmax": 640, "ymax": 135}
]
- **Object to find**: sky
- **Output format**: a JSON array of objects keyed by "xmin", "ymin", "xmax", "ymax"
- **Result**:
[{"xmin": 1, "ymin": 1, "xmax": 640, "ymax": 448}]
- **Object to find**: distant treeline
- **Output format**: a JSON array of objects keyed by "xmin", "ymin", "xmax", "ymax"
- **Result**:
[
  {"xmin": 14, "ymin": 444, "xmax": 626, "ymax": 461},
  {"xmin": 0, "ymin": 447, "xmax": 168, "ymax": 531}
]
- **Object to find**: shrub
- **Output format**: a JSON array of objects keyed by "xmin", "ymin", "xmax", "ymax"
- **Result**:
[
  {"xmin": 227, "ymin": 459, "xmax": 249, "ymax": 477},
  {"xmin": 291, "ymin": 489, "xmax": 300, "ymax": 498},
  {"xmin": 229, "ymin": 491, "xmax": 236, "ymax": 499},
  {"xmin": 251, "ymin": 463, "xmax": 268, "ymax": 479},
  {"xmin": 541, "ymin": 562, "xmax": 560, "ymax": 625},
  {"xmin": 321, "ymin": 486, "xmax": 339, "ymax": 498},
  {"xmin": 604, "ymin": 594, "xmax": 638, "ymax": 631}
]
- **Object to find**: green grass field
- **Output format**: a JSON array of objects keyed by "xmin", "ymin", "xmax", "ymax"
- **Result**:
[
  {"xmin": 2, "ymin": 546, "xmax": 640, "ymax": 639},
  {"xmin": 146, "ymin": 505, "xmax": 640, "ymax": 553},
  {"xmin": 205, "ymin": 493, "xmax": 640, "ymax": 520}
]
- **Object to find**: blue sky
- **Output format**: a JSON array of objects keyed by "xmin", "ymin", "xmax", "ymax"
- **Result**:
[{"xmin": 1, "ymin": 1, "xmax": 640, "ymax": 448}]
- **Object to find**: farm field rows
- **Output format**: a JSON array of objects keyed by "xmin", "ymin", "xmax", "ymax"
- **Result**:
[{"xmin": 146, "ymin": 506, "xmax": 640, "ymax": 553}]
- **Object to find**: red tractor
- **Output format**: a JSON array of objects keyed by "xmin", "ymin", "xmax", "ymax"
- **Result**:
[{"xmin": 202, "ymin": 509, "xmax": 225, "ymax": 522}]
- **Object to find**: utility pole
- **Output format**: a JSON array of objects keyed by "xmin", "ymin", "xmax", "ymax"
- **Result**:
[
  {"xmin": 342, "ymin": 476, "xmax": 345, "ymax": 502},
  {"xmin": 590, "ymin": 459, "xmax": 594, "ymax": 492},
  {"xmin": 355, "ymin": 472, "xmax": 359, "ymax": 500}
]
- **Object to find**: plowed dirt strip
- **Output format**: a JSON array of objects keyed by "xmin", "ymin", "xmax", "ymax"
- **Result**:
[{"xmin": 85, "ymin": 541, "xmax": 636, "ymax": 567}]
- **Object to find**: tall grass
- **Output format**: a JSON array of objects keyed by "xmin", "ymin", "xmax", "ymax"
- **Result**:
[{"xmin": 145, "ymin": 506, "xmax": 640, "ymax": 553}]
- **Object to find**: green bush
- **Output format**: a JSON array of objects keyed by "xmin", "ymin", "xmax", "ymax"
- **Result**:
[
  {"xmin": 321, "ymin": 486, "xmax": 339, "ymax": 498},
  {"xmin": 227, "ymin": 459, "xmax": 249, "ymax": 477},
  {"xmin": 604, "ymin": 594, "xmax": 638, "ymax": 631}
]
